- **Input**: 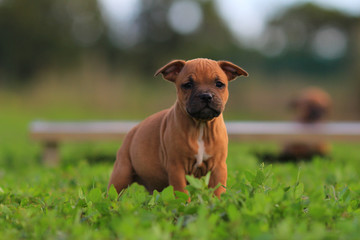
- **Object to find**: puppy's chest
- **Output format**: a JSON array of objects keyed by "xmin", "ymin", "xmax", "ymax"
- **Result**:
[
  {"xmin": 194, "ymin": 130, "xmax": 211, "ymax": 167},
  {"xmin": 186, "ymin": 124, "xmax": 214, "ymax": 177}
]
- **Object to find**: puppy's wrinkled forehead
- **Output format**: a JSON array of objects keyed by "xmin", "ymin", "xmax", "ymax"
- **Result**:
[
  {"xmin": 154, "ymin": 58, "xmax": 248, "ymax": 83},
  {"xmin": 180, "ymin": 59, "xmax": 224, "ymax": 81}
]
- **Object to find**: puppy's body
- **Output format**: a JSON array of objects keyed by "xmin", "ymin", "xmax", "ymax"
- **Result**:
[
  {"xmin": 109, "ymin": 58, "xmax": 248, "ymax": 197},
  {"xmin": 111, "ymin": 104, "xmax": 227, "ymax": 194}
]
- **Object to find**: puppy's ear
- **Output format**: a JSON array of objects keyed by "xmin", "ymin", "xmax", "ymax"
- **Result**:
[
  {"xmin": 154, "ymin": 60, "xmax": 186, "ymax": 82},
  {"xmin": 218, "ymin": 61, "xmax": 248, "ymax": 81}
]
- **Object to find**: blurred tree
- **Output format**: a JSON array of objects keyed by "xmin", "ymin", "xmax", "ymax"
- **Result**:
[
  {"xmin": 0, "ymin": 0, "xmax": 110, "ymax": 84},
  {"xmin": 0, "ymin": 0, "xmax": 247, "ymax": 84},
  {"xmin": 107, "ymin": 0, "xmax": 244, "ymax": 76},
  {"xmin": 1, "ymin": 0, "xmax": 359, "ymax": 86},
  {"xmin": 353, "ymin": 25, "xmax": 360, "ymax": 117},
  {"xmin": 262, "ymin": 3, "xmax": 360, "ymax": 76}
]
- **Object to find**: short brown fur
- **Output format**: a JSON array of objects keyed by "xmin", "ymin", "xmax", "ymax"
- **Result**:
[{"xmin": 108, "ymin": 58, "xmax": 248, "ymax": 197}]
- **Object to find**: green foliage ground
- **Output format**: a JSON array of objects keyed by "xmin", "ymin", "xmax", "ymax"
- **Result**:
[{"xmin": 1, "ymin": 139, "xmax": 360, "ymax": 239}]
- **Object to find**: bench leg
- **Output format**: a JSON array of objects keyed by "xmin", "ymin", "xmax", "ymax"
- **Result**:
[{"xmin": 42, "ymin": 141, "xmax": 59, "ymax": 166}]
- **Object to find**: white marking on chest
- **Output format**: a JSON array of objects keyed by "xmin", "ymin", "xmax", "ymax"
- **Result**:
[{"xmin": 195, "ymin": 123, "xmax": 211, "ymax": 167}]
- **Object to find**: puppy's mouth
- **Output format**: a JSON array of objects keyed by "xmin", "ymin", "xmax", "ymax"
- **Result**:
[{"xmin": 186, "ymin": 105, "xmax": 221, "ymax": 121}]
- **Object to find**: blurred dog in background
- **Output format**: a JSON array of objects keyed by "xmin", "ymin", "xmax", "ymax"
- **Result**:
[
  {"xmin": 291, "ymin": 87, "xmax": 331, "ymax": 123},
  {"xmin": 257, "ymin": 87, "xmax": 332, "ymax": 162},
  {"xmin": 281, "ymin": 87, "xmax": 332, "ymax": 161}
]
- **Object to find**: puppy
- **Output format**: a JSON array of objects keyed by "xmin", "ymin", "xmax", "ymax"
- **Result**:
[
  {"xmin": 282, "ymin": 87, "xmax": 332, "ymax": 160},
  {"xmin": 108, "ymin": 58, "xmax": 248, "ymax": 197}
]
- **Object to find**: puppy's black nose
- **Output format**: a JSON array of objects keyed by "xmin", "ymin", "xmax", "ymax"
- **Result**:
[{"xmin": 199, "ymin": 93, "xmax": 213, "ymax": 103}]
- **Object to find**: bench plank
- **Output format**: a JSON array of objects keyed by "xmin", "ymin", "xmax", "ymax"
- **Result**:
[
  {"xmin": 30, "ymin": 121, "xmax": 360, "ymax": 142},
  {"xmin": 30, "ymin": 121, "xmax": 138, "ymax": 141},
  {"xmin": 30, "ymin": 121, "xmax": 360, "ymax": 165}
]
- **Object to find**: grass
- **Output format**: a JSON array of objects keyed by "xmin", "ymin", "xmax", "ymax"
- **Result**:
[{"xmin": 1, "ymin": 138, "xmax": 360, "ymax": 239}]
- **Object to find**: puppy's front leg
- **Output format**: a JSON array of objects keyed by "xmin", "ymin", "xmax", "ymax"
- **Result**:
[
  {"xmin": 167, "ymin": 165, "xmax": 188, "ymax": 194},
  {"xmin": 209, "ymin": 162, "xmax": 227, "ymax": 197}
]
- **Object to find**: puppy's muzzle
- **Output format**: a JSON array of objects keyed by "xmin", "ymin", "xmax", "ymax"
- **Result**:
[{"xmin": 186, "ymin": 92, "xmax": 222, "ymax": 121}]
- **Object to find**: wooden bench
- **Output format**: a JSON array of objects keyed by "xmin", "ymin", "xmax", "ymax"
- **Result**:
[{"xmin": 30, "ymin": 121, "xmax": 360, "ymax": 165}]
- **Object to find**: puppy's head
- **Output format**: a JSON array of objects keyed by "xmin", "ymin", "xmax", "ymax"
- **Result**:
[{"xmin": 155, "ymin": 58, "xmax": 248, "ymax": 121}]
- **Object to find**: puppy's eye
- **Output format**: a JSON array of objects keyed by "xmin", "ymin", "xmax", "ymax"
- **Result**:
[
  {"xmin": 181, "ymin": 82, "xmax": 193, "ymax": 90},
  {"xmin": 215, "ymin": 81, "xmax": 225, "ymax": 88}
]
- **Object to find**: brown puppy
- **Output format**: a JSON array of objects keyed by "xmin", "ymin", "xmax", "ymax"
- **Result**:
[
  {"xmin": 108, "ymin": 58, "xmax": 248, "ymax": 197},
  {"xmin": 282, "ymin": 87, "xmax": 332, "ymax": 159}
]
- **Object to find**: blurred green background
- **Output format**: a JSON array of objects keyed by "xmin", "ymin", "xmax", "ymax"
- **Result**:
[{"xmin": 1, "ymin": 0, "xmax": 360, "ymax": 167}]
